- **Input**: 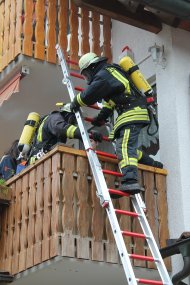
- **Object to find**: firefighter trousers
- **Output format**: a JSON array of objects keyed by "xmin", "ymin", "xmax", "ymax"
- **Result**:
[{"xmin": 116, "ymin": 124, "xmax": 144, "ymax": 184}]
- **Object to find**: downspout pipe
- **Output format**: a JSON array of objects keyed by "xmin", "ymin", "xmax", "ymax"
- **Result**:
[
  {"xmin": 118, "ymin": 0, "xmax": 190, "ymax": 19},
  {"xmin": 172, "ymin": 256, "xmax": 190, "ymax": 285}
]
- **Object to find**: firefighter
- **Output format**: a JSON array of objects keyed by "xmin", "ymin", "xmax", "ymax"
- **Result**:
[
  {"xmin": 70, "ymin": 52, "xmax": 163, "ymax": 195},
  {"xmin": 0, "ymin": 140, "xmax": 19, "ymax": 180},
  {"xmin": 28, "ymin": 103, "xmax": 103, "ymax": 164}
]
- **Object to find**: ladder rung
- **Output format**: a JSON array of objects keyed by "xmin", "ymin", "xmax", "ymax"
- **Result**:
[
  {"xmin": 66, "ymin": 59, "xmax": 78, "ymax": 65},
  {"xmin": 109, "ymin": 188, "xmax": 129, "ymax": 197},
  {"xmin": 70, "ymin": 72, "xmax": 85, "ymax": 80},
  {"xmin": 75, "ymin": 86, "xmax": 84, "ymax": 92},
  {"xmin": 96, "ymin": 150, "xmax": 117, "ymax": 160},
  {"xmin": 103, "ymin": 169, "xmax": 122, "ymax": 177},
  {"xmin": 122, "ymin": 231, "xmax": 146, "ymax": 239},
  {"xmin": 137, "ymin": 278, "xmax": 163, "ymax": 285},
  {"xmin": 129, "ymin": 253, "xmax": 154, "ymax": 262},
  {"xmin": 115, "ymin": 209, "xmax": 139, "ymax": 217},
  {"xmin": 88, "ymin": 133, "xmax": 109, "ymax": 142}
]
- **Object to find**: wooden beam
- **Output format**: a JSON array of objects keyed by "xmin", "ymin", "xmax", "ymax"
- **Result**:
[{"xmin": 73, "ymin": 0, "xmax": 162, "ymax": 34}]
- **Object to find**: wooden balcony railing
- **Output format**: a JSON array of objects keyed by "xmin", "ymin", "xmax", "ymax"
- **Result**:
[
  {"xmin": 0, "ymin": 145, "xmax": 171, "ymax": 275},
  {"xmin": 0, "ymin": 0, "xmax": 112, "ymax": 72}
]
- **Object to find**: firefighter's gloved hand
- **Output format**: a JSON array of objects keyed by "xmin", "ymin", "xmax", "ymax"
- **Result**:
[
  {"xmin": 70, "ymin": 101, "xmax": 80, "ymax": 112},
  {"xmin": 91, "ymin": 116, "xmax": 106, "ymax": 127},
  {"xmin": 90, "ymin": 130, "xmax": 103, "ymax": 142}
]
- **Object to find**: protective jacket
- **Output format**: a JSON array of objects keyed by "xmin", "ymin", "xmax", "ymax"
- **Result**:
[
  {"xmin": 0, "ymin": 155, "xmax": 17, "ymax": 180},
  {"xmin": 29, "ymin": 111, "xmax": 81, "ymax": 163},
  {"xmin": 73, "ymin": 62, "xmax": 150, "ymax": 139}
]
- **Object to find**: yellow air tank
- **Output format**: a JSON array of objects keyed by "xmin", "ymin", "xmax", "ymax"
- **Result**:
[
  {"xmin": 119, "ymin": 55, "xmax": 153, "ymax": 97},
  {"xmin": 18, "ymin": 112, "xmax": 40, "ymax": 155}
]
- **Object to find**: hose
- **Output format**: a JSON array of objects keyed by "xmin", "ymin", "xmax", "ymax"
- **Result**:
[{"xmin": 147, "ymin": 106, "xmax": 159, "ymax": 136}]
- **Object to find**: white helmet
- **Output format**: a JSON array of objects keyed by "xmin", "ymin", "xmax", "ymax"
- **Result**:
[
  {"xmin": 60, "ymin": 103, "xmax": 72, "ymax": 113},
  {"xmin": 79, "ymin": 52, "xmax": 101, "ymax": 74}
]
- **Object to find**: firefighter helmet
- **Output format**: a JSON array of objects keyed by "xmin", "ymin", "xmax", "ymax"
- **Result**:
[
  {"xmin": 79, "ymin": 52, "xmax": 102, "ymax": 74},
  {"xmin": 60, "ymin": 103, "xmax": 72, "ymax": 113}
]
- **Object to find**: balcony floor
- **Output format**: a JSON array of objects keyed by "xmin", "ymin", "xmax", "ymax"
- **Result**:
[{"xmin": 9, "ymin": 256, "xmax": 162, "ymax": 285}]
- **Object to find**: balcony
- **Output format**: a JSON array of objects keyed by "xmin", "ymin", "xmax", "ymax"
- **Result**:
[
  {"xmin": 0, "ymin": 145, "xmax": 171, "ymax": 283},
  {"xmin": 0, "ymin": 0, "xmax": 112, "ymax": 72}
]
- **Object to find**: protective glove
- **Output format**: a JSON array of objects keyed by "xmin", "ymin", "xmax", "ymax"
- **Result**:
[
  {"xmin": 70, "ymin": 101, "xmax": 80, "ymax": 112},
  {"xmin": 91, "ymin": 116, "xmax": 106, "ymax": 127},
  {"xmin": 90, "ymin": 130, "xmax": 103, "ymax": 142}
]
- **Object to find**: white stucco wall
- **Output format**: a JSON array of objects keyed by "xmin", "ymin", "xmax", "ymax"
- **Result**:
[{"xmin": 112, "ymin": 20, "xmax": 190, "ymax": 282}]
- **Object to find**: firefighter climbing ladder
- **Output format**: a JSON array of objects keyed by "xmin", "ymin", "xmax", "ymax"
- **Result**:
[{"xmin": 56, "ymin": 45, "xmax": 172, "ymax": 285}]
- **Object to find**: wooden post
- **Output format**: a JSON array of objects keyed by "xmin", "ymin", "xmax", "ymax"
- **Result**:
[
  {"xmin": 42, "ymin": 158, "xmax": 52, "ymax": 261},
  {"xmin": 92, "ymin": 11, "xmax": 101, "ymax": 55},
  {"xmin": 144, "ymin": 171, "xmax": 158, "ymax": 269},
  {"xmin": 34, "ymin": 0, "xmax": 45, "ymax": 60},
  {"xmin": 69, "ymin": 0, "xmax": 79, "ymax": 69},
  {"xmin": 91, "ymin": 178, "xmax": 105, "ymax": 261},
  {"xmin": 23, "ymin": 0, "xmax": 33, "ymax": 56},
  {"xmin": 2, "ymin": 0, "xmax": 10, "ymax": 69},
  {"xmin": 14, "ymin": 0, "xmax": 22, "ymax": 57},
  {"xmin": 58, "ymin": 0, "xmax": 68, "ymax": 58},
  {"xmin": 61, "ymin": 153, "xmax": 76, "ymax": 257},
  {"xmin": 46, "ymin": 0, "xmax": 56, "ymax": 63},
  {"xmin": 0, "ymin": 1, "xmax": 5, "ymax": 71},
  {"xmin": 103, "ymin": 15, "xmax": 112, "ymax": 62},
  {"xmin": 34, "ymin": 164, "xmax": 44, "ymax": 265},
  {"xmin": 81, "ymin": 7, "xmax": 90, "ymax": 55},
  {"xmin": 8, "ymin": 0, "xmax": 16, "ymax": 62},
  {"xmin": 50, "ymin": 153, "xmax": 61, "ymax": 258},
  {"xmin": 76, "ymin": 156, "xmax": 90, "ymax": 259},
  {"xmin": 19, "ymin": 174, "xmax": 29, "ymax": 271},
  {"xmin": 156, "ymin": 173, "xmax": 172, "ymax": 270}
]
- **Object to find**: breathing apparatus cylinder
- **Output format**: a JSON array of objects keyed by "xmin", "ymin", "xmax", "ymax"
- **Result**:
[
  {"xmin": 119, "ymin": 46, "xmax": 158, "ymax": 136},
  {"xmin": 18, "ymin": 112, "xmax": 40, "ymax": 156},
  {"xmin": 119, "ymin": 47, "xmax": 153, "ymax": 97}
]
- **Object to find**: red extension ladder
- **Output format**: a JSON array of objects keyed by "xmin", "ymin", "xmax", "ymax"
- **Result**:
[{"xmin": 56, "ymin": 45, "xmax": 172, "ymax": 285}]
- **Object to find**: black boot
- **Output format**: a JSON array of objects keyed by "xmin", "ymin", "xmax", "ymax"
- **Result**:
[
  {"xmin": 110, "ymin": 182, "xmax": 141, "ymax": 199},
  {"xmin": 120, "ymin": 182, "xmax": 142, "ymax": 195},
  {"xmin": 139, "ymin": 153, "xmax": 163, "ymax": 169}
]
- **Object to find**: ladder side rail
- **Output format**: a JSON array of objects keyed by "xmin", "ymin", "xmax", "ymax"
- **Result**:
[
  {"xmin": 131, "ymin": 196, "xmax": 172, "ymax": 285},
  {"xmin": 56, "ymin": 44, "xmax": 139, "ymax": 284}
]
